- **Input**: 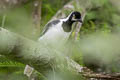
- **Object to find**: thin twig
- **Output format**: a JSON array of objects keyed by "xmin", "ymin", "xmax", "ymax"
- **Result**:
[
  {"xmin": 32, "ymin": 0, "xmax": 42, "ymax": 36},
  {"xmin": 74, "ymin": 12, "xmax": 86, "ymax": 40},
  {"xmin": 82, "ymin": 72, "xmax": 120, "ymax": 80},
  {"xmin": 1, "ymin": 15, "xmax": 6, "ymax": 28}
]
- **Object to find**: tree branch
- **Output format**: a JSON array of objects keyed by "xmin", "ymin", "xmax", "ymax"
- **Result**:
[
  {"xmin": 0, "ymin": 27, "xmax": 84, "ymax": 75},
  {"xmin": 0, "ymin": 28, "xmax": 120, "ymax": 80},
  {"xmin": 82, "ymin": 72, "xmax": 120, "ymax": 80},
  {"xmin": 32, "ymin": 0, "xmax": 42, "ymax": 37},
  {"xmin": 0, "ymin": 28, "xmax": 53, "ymax": 74}
]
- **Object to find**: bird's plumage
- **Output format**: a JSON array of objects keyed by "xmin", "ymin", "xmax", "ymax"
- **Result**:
[
  {"xmin": 40, "ymin": 20, "xmax": 60, "ymax": 37},
  {"xmin": 38, "ymin": 11, "xmax": 82, "ymax": 45},
  {"xmin": 39, "ymin": 19, "xmax": 71, "ymax": 44}
]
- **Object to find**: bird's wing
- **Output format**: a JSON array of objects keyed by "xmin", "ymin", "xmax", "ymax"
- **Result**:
[{"xmin": 40, "ymin": 20, "xmax": 60, "ymax": 37}]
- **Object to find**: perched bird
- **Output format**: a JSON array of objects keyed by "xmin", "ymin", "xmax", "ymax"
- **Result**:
[{"xmin": 38, "ymin": 11, "xmax": 82, "ymax": 45}]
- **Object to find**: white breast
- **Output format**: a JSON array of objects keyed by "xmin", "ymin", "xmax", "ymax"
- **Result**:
[{"xmin": 38, "ymin": 21, "xmax": 71, "ymax": 45}]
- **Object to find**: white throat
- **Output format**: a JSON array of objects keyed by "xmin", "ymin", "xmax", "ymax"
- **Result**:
[{"xmin": 38, "ymin": 21, "xmax": 71, "ymax": 45}]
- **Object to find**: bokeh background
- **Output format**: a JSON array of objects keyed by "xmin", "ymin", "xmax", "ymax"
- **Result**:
[{"xmin": 0, "ymin": 0, "xmax": 120, "ymax": 80}]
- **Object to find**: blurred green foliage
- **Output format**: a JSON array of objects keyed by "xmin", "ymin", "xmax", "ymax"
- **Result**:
[
  {"xmin": 0, "ymin": 0, "xmax": 120, "ymax": 79},
  {"xmin": 80, "ymin": 0, "xmax": 120, "ymax": 73},
  {"xmin": 0, "ymin": 0, "xmax": 70, "ymax": 79},
  {"xmin": 0, "ymin": 0, "xmax": 70, "ymax": 39},
  {"xmin": 81, "ymin": 0, "xmax": 120, "ymax": 36}
]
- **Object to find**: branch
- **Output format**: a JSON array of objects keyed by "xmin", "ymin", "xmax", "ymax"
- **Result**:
[
  {"xmin": 0, "ymin": 28, "xmax": 119, "ymax": 80},
  {"xmin": 0, "ymin": 28, "xmax": 52, "ymax": 74},
  {"xmin": 32, "ymin": 0, "xmax": 42, "ymax": 37},
  {"xmin": 82, "ymin": 72, "xmax": 120, "ymax": 80},
  {"xmin": 0, "ymin": 27, "xmax": 84, "ymax": 74},
  {"xmin": 74, "ymin": 13, "xmax": 86, "ymax": 40}
]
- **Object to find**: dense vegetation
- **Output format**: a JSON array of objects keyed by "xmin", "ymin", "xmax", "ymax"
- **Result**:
[{"xmin": 0, "ymin": 0, "xmax": 120, "ymax": 80}]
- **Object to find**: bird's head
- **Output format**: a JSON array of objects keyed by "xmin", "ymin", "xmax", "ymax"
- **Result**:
[
  {"xmin": 62, "ymin": 11, "xmax": 82, "ymax": 32},
  {"xmin": 68, "ymin": 11, "xmax": 82, "ymax": 23}
]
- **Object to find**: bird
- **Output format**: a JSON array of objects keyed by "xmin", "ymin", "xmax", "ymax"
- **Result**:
[{"xmin": 38, "ymin": 11, "xmax": 82, "ymax": 45}]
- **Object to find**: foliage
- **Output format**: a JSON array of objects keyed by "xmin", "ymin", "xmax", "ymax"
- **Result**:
[
  {"xmin": 80, "ymin": 0, "xmax": 120, "ymax": 73},
  {"xmin": 0, "ymin": 0, "xmax": 120, "ymax": 79},
  {"xmin": 81, "ymin": 0, "xmax": 120, "ymax": 36}
]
